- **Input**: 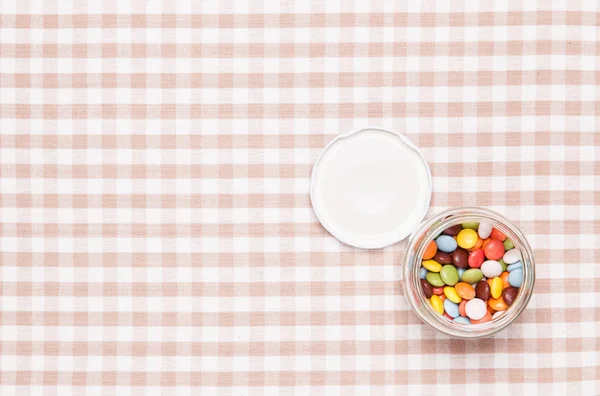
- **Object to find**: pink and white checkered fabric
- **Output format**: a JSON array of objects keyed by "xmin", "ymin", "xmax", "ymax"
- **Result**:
[{"xmin": 1, "ymin": 1, "xmax": 599, "ymax": 395}]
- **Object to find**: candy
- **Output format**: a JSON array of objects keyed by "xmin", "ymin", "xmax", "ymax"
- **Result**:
[
  {"xmin": 498, "ymin": 258, "xmax": 507, "ymax": 272},
  {"xmin": 481, "ymin": 260, "xmax": 503, "ymax": 278},
  {"xmin": 433, "ymin": 251, "xmax": 453, "ymax": 265},
  {"xmin": 500, "ymin": 271, "xmax": 510, "ymax": 289},
  {"xmin": 419, "ymin": 267, "xmax": 428, "ymax": 279},
  {"xmin": 422, "ymin": 259, "xmax": 442, "ymax": 272},
  {"xmin": 470, "ymin": 311, "xmax": 492, "ymax": 324},
  {"xmin": 503, "ymin": 249, "xmax": 521, "ymax": 264},
  {"xmin": 465, "ymin": 298, "xmax": 487, "ymax": 320},
  {"xmin": 461, "ymin": 269, "xmax": 483, "ymax": 284},
  {"xmin": 443, "ymin": 312, "xmax": 453, "ymax": 320},
  {"xmin": 457, "ymin": 229, "xmax": 478, "ymax": 249},
  {"xmin": 507, "ymin": 261, "xmax": 522, "ymax": 272},
  {"xmin": 468, "ymin": 238, "xmax": 484, "ymax": 252},
  {"xmin": 438, "ymin": 294, "xmax": 447, "ymax": 302},
  {"xmin": 457, "ymin": 268, "xmax": 466, "ymax": 280},
  {"xmin": 461, "ymin": 222, "xmax": 479, "ymax": 230},
  {"xmin": 421, "ymin": 279, "xmax": 433, "ymax": 298},
  {"xmin": 423, "ymin": 240, "xmax": 438, "ymax": 260},
  {"xmin": 508, "ymin": 268, "xmax": 523, "ymax": 287},
  {"xmin": 468, "ymin": 249, "xmax": 485, "ymax": 268},
  {"xmin": 436, "ymin": 235, "xmax": 457, "ymax": 253},
  {"xmin": 442, "ymin": 224, "xmax": 463, "ymax": 236},
  {"xmin": 432, "ymin": 286, "xmax": 445, "ymax": 295},
  {"xmin": 440, "ymin": 265, "xmax": 459, "ymax": 286},
  {"xmin": 451, "ymin": 248, "xmax": 470, "ymax": 269},
  {"xmin": 453, "ymin": 316, "xmax": 471, "ymax": 324},
  {"xmin": 502, "ymin": 286, "xmax": 519, "ymax": 306},
  {"xmin": 458, "ymin": 300, "xmax": 468, "ymax": 316},
  {"xmin": 490, "ymin": 228, "xmax": 507, "ymax": 241},
  {"xmin": 444, "ymin": 299, "xmax": 460, "ymax": 318},
  {"xmin": 482, "ymin": 239, "xmax": 505, "ymax": 260},
  {"xmin": 492, "ymin": 310, "xmax": 505, "ymax": 319},
  {"xmin": 503, "ymin": 239, "xmax": 515, "ymax": 250},
  {"xmin": 488, "ymin": 296, "xmax": 508, "ymax": 311},
  {"xmin": 478, "ymin": 223, "xmax": 492, "ymax": 239},
  {"xmin": 426, "ymin": 272, "xmax": 444, "ymax": 287},
  {"xmin": 430, "ymin": 295, "xmax": 444, "ymax": 314},
  {"xmin": 454, "ymin": 282, "xmax": 476, "ymax": 300},
  {"xmin": 475, "ymin": 280, "xmax": 491, "ymax": 301},
  {"xmin": 443, "ymin": 286, "xmax": 462, "ymax": 303},
  {"xmin": 490, "ymin": 277, "xmax": 503, "ymax": 299}
]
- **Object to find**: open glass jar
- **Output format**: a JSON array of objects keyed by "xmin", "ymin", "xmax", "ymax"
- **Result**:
[{"xmin": 403, "ymin": 207, "xmax": 535, "ymax": 338}]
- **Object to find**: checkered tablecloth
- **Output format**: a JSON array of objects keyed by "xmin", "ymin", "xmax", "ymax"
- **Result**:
[{"xmin": 1, "ymin": 1, "xmax": 599, "ymax": 395}]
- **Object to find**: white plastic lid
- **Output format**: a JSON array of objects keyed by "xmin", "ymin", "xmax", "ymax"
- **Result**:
[{"xmin": 310, "ymin": 127, "xmax": 432, "ymax": 249}]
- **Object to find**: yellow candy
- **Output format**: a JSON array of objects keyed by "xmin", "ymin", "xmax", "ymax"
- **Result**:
[
  {"xmin": 443, "ymin": 286, "xmax": 462, "ymax": 304},
  {"xmin": 422, "ymin": 259, "xmax": 442, "ymax": 273},
  {"xmin": 456, "ymin": 229, "xmax": 478, "ymax": 249},
  {"xmin": 491, "ymin": 276, "xmax": 503, "ymax": 299},
  {"xmin": 430, "ymin": 295, "xmax": 444, "ymax": 315}
]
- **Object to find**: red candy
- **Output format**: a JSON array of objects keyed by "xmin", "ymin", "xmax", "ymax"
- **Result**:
[
  {"xmin": 490, "ymin": 228, "xmax": 507, "ymax": 241},
  {"xmin": 468, "ymin": 249, "xmax": 485, "ymax": 268},
  {"xmin": 483, "ymin": 239, "xmax": 505, "ymax": 260},
  {"xmin": 432, "ymin": 286, "xmax": 445, "ymax": 295}
]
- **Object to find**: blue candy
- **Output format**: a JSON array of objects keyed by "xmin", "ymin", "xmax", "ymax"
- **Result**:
[
  {"xmin": 419, "ymin": 267, "xmax": 428, "ymax": 279},
  {"xmin": 443, "ymin": 299, "xmax": 460, "ymax": 318},
  {"xmin": 453, "ymin": 316, "xmax": 471, "ymax": 324},
  {"xmin": 457, "ymin": 268, "xmax": 466, "ymax": 280},
  {"xmin": 507, "ymin": 261, "xmax": 522, "ymax": 272},
  {"xmin": 436, "ymin": 235, "xmax": 457, "ymax": 253},
  {"xmin": 508, "ymin": 268, "xmax": 523, "ymax": 287}
]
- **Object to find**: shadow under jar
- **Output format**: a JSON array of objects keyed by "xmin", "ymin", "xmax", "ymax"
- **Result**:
[{"xmin": 403, "ymin": 207, "xmax": 535, "ymax": 338}]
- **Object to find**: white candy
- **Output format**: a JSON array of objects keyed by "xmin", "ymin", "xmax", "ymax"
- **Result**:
[
  {"xmin": 481, "ymin": 260, "xmax": 502, "ymax": 278},
  {"xmin": 478, "ymin": 223, "xmax": 492, "ymax": 239},
  {"xmin": 503, "ymin": 249, "xmax": 521, "ymax": 264},
  {"xmin": 492, "ymin": 310, "xmax": 505, "ymax": 319},
  {"xmin": 465, "ymin": 298, "xmax": 487, "ymax": 320}
]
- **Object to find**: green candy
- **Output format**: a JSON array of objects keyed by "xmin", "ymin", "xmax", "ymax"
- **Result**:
[
  {"xmin": 498, "ymin": 258, "xmax": 507, "ymax": 272},
  {"xmin": 503, "ymin": 239, "xmax": 515, "ymax": 250},
  {"xmin": 440, "ymin": 265, "xmax": 459, "ymax": 286},
  {"xmin": 425, "ymin": 272, "xmax": 445, "ymax": 287},
  {"xmin": 461, "ymin": 269, "xmax": 483, "ymax": 284},
  {"xmin": 461, "ymin": 222, "xmax": 479, "ymax": 230}
]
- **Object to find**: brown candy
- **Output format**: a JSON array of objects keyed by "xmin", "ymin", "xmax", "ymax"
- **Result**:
[
  {"xmin": 443, "ymin": 224, "xmax": 463, "ymax": 236},
  {"xmin": 475, "ymin": 280, "xmax": 491, "ymax": 301},
  {"xmin": 451, "ymin": 247, "xmax": 470, "ymax": 269},
  {"xmin": 502, "ymin": 286, "xmax": 519, "ymax": 306},
  {"xmin": 433, "ymin": 251, "xmax": 452, "ymax": 265},
  {"xmin": 421, "ymin": 279, "xmax": 433, "ymax": 298}
]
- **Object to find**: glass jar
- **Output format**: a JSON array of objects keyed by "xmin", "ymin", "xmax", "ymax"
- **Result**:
[{"xmin": 403, "ymin": 207, "xmax": 535, "ymax": 338}]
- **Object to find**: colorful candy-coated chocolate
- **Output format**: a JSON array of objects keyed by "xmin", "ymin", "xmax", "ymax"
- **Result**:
[
  {"xmin": 432, "ymin": 286, "xmax": 445, "ymax": 295},
  {"xmin": 487, "ymin": 305, "xmax": 496, "ymax": 315},
  {"xmin": 490, "ymin": 228, "xmax": 507, "ymax": 241},
  {"xmin": 454, "ymin": 316, "xmax": 471, "ymax": 324},
  {"xmin": 471, "ymin": 311, "xmax": 492, "ymax": 324},
  {"xmin": 433, "ymin": 251, "xmax": 453, "ymax": 265},
  {"xmin": 478, "ymin": 223, "xmax": 492, "ymax": 239},
  {"xmin": 468, "ymin": 237, "xmax": 484, "ymax": 252},
  {"xmin": 430, "ymin": 295, "xmax": 444, "ymax": 314},
  {"xmin": 457, "ymin": 229, "xmax": 478, "ymax": 249},
  {"xmin": 443, "ymin": 312, "xmax": 454, "ymax": 320},
  {"xmin": 443, "ymin": 286, "xmax": 462, "ymax": 304},
  {"xmin": 500, "ymin": 271, "xmax": 510, "ymax": 289},
  {"xmin": 458, "ymin": 300, "xmax": 468, "ymax": 317},
  {"xmin": 465, "ymin": 298, "xmax": 487, "ymax": 320},
  {"xmin": 426, "ymin": 272, "xmax": 444, "ymax": 287},
  {"xmin": 419, "ymin": 267, "xmax": 428, "ymax": 279},
  {"xmin": 482, "ymin": 238, "xmax": 491, "ymax": 248},
  {"xmin": 488, "ymin": 296, "xmax": 508, "ymax": 311},
  {"xmin": 454, "ymin": 282, "xmax": 476, "ymax": 300},
  {"xmin": 442, "ymin": 224, "xmax": 463, "ymax": 236},
  {"xmin": 502, "ymin": 286, "xmax": 519, "ymax": 306},
  {"xmin": 461, "ymin": 269, "xmax": 483, "ymax": 284},
  {"xmin": 492, "ymin": 310, "xmax": 505, "ymax": 319},
  {"xmin": 490, "ymin": 277, "xmax": 503, "ymax": 299},
  {"xmin": 461, "ymin": 222, "xmax": 479, "ymax": 230},
  {"xmin": 475, "ymin": 280, "xmax": 491, "ymax": 301},
  {"xmin": 440, "ymin": 265, "xmax": 459, "ymax": 286},
  {"xmin": 468, "ymin": 249, "xmax": 485, "ymax": 268},
  {"xmin": 508, "ymin": 268, "xmax": 523, "ymax": 287},
  {"xmin": 483, "ymin": 239, "xmax": 505, "ymax": 260},
  {"xmin": 436, "ymin": 235, "xmax": 457, "ymax": 253},
  {"xmin": 498, "ymin": 258, "xmax": 507, "ymax": 272},
  {"xmin": 481, "ymin": 260, "xmax": 503, "ymax": 278},
  {"xmin": 423, "ymin": 240, "xmax": 438, "ymax": 260},
  {"xmin": 438, "ymin": 294, "xmax": 447, "ymax": 302},
  {"xmin": 507, "ymin": 261, "xmax": 522, "ymax": 272},
  {"xmin": 457, "ymin": 268, "xmax": 466, "ymax": 280},
  {"xmin": 451, "ymin": 248, "xmax": 470, "ymax": 269},
  {"xmin": 422, "ymin": 259, "xmax": 442, "ymax": 272},
  {"xmin": 444, "ymin": 299, "xmax": 460, "ymax": 318},
  {"xmin": 503, "ymin": 239, "xmax": 515, "ymax": 250},
  {"xmin": 503, "ymin": 249, "xmax": 521, "ymax": 264},
  {"xmin": 421, "ymin": 279, "xmax": 433, "ymax": 298}
]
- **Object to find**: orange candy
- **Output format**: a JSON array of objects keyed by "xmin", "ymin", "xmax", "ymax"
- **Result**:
[
  {"xmin": 458, "ymin": 300, "xmax": 468, "ymax": 317},
  {"xmin": 487, "ymin": 278, "xmax": 494, "ymax": 288},
  {"xmin": 500, "ymin": 271, "xmax": 510, "ymax": 289},
  {"xmin": 482, "ymin": 238, "xmax": 491, "ymax": 248},
  {"xmin": 438, "ymin": 294, "xmax": 447, "ymax": 302},
  {"xmin": 487, "ymin": 305, "xmax": 496, "ymax": 315},
  {"xmin": 454, "ymin": 282, "xmax": 476, "ymax": 300},
  {"xmin": 488, "ymin": 296, "xmax": 508, "ymax": 311},
  {"xmin": 468, "ymin": 237, "xmax": 484, "ymax": 252},
  {"xmin": 423, "ymin": 240, "xmax": 437, "ymax": 260},
  {"xmin": 490, "ymin": 228, "xmax": 507, "ymax": 241},
  {"xmin": 471, "ymin": 311, "xmax": 492, "ymax": 324}
]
